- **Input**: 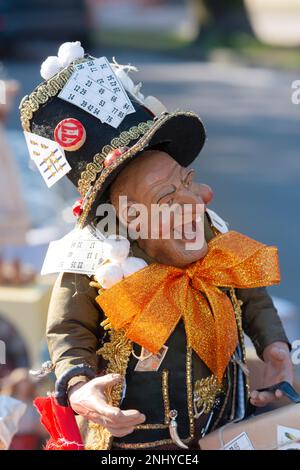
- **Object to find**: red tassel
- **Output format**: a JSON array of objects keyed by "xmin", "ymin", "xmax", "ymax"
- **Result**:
[{"xmin": 34, "ymin": 395, "xmax": 84, "ymax": 450}]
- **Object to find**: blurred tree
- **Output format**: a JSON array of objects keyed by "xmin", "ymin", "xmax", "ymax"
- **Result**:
[{"xmin": 188, "ymin": 0, "xmax": 254, "ymax": 44}]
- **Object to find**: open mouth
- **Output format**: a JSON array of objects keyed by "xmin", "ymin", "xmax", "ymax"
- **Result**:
[{"xmin": 173, "ymin": 215, "xmax": 203, "ymax": 242}]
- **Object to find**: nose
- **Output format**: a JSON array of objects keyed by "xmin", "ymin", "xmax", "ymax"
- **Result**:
[
  {"xmin": 198, "ymin": 184, "xmax": 214, "ymax": 206},
  {"xmin": 177, "ymin": 183, "xmax": 214, "ymax": 206},
  {"xmin": 174, "ymin": 186, "xmax": 206, "ymax": 225},
  {"xmin": 177, "ymin": 187, "xmax": 204, "ymax": 206}
]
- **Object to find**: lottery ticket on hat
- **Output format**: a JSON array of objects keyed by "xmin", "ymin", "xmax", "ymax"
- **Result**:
[
  {"xmin": 41, "ymin": 226, "xmax": 105, "ymax": 276},
  {"xmin": 24, "ymin": 131, "xmax": 71, "ymax": 188},
  {"xmin": 58, "ymin": 57, "xmax": 135, "ymax": 129}
]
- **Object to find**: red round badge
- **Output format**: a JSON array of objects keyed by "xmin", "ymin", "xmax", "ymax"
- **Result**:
[{"xmin": 54, "ymin": 118, "xmax": 86, "ymax": 151}]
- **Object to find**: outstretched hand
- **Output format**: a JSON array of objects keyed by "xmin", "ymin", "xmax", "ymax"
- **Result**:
[
  {"xmin": 68, "ymin": 373, "xmax": 146, "ymax": 437},
  {"xmin": 250, "ymin": 341, "xmax": 294, "ymax": 407}
]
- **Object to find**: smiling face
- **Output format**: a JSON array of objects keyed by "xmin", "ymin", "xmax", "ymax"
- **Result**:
[{"xmin": 110, "ymin": 150, "xmax": 213, "ymax": 267}]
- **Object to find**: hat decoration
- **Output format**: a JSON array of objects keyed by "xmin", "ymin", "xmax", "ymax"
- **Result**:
[
  {"xmin": 111, "ymin": 58, "xmax": 167, "ymax": 117},
  {"xmin": 40, "ymin": 42, "xmax": 167, "ymax": 117},
  {"xmin": 72, "ymin": 198, "xmax": 84, "ymax": 217},
  {"xmin": 54, "ymin": 117, "xmax": 86, "ymax": 151},
  {"xmin": 20, "ymin": 40, "xmax": 206, "ymax": 227},
  {"xmin": 40, "ymin": 41, "xmax": 85, "ymax": 80},
  {"xmin": 94, "ymin": 235, "xmax": 147, "ymax": 289}
]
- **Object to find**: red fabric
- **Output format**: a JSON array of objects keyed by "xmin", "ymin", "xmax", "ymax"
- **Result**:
[
  {"xmin": 34, "ymin": 396, "xmax": 84, "ymax": 450},
  {"xmin": 10, "ymin": 434, "xmax": 40, "ymax": 450}
]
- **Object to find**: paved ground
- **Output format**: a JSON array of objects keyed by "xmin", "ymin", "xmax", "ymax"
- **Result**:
[{"xmin": 3, "ymin": 52, "xmax": 300, "ymax": 309}]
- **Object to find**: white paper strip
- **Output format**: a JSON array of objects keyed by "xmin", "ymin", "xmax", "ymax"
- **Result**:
[
  {"xmin": 41, "ymin": 227, "xmax": 104, "ymax": 276},
  {"xmin": 24, "ymin": 131, "xmax": 71, "ymax": 188},
  {"xmin": 58, "ymin": 57, "xmax": 135, "ymax": 129}
]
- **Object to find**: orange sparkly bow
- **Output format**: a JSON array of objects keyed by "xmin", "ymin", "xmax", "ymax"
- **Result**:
[{"xmin": 96, "ymin": 231, "xmax": 280, "ymax": 382}]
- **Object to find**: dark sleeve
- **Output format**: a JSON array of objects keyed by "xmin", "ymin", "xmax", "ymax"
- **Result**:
[
  {"xmin": 236, "ymin": 287, "xmax": 290, "ymax": 359},
  {"xmin": 46, "ymin": 272, "xmax": 103, "ymax": 380}
]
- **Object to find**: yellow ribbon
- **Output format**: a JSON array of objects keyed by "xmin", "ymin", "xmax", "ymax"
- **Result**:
[{"xmin": 96, "ymin": 231, "xmax": 280, "ymax": 382}]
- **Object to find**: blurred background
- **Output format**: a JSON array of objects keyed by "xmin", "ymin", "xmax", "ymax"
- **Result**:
[{"xmin": 0, "ymin": 0, "xmax": 299, "ymax": 449}]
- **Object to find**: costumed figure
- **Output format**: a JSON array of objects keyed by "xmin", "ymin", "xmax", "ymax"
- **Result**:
[{"xmin": 20, "ymin": 42, "xmax": 293, "ymax": 450}]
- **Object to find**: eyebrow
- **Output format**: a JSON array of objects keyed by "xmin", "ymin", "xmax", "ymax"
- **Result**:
[
  {"xmin": 182, "ymin": 168, "xmax": 195, "ymax": 183},
  {"xmin": 155, "ymin": 168, "xmax": 194, "ymax": 203}
]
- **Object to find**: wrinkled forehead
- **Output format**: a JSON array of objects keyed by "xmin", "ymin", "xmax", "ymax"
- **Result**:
[{"xmin": 129, "ymin": 151, "xmax": 183, "ymax": 200}]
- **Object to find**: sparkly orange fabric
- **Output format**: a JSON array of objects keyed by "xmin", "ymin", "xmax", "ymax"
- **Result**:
[{"xmin": 96, "ymin": 231, "xmax": 280, "ymax": 382}]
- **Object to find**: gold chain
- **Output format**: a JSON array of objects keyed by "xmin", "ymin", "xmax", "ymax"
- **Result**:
[
  {"xmin": 186, "ymin": 346, "xmax": 195, "ymax": 439},
  {"xmin": 85, "ymin": 328, "xmax": 132, "ymax": 450},
  {"xmin": 229, "ymin": 288, "xmax": 250, "ymax": 397},
  {"xmin": 162, "ymin": 369, "xmax": 171, "ymax": 425}
]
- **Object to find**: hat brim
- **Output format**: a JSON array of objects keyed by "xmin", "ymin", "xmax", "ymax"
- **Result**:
[{"xmin": 78, "ymin": 111, "xmax": 206, "ymax": 227}]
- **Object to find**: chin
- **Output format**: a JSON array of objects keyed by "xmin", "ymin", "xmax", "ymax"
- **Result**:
[
  {"xmin": 139, "ymin": 238, "xmax": 209, "ymax": 268},
  {"xmin": 169, "ymin": 241, "xmax": 208, "ymax": 268}
]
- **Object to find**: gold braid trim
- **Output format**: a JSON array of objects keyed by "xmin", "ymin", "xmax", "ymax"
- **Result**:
[
  {"xmin": 230, "ymin": 287, "xmax": 250, "ymax": 397},
  {"xmin": 85, "ymin": 328, "xmax": 132, "ymax": 450},
  {"xmin": 186, "ymin": 346, "xmax": 195, "ymax": 438},
  {"xmin": 113, "ymin": 436, "xmax": 193, "ymax": 450},
  {"xmin": 162, "ymin": 369, "xmax": 170, "ymax": 425}
]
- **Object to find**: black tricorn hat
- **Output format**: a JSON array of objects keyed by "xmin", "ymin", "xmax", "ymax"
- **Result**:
[{"xmin": 19, "ymin": 52, "xmax": 206, "ymax": 227}]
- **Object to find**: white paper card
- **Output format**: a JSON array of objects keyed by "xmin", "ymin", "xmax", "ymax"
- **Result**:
[
  {"xmin": 24, "ymin": 131, "xmax": 71, "ymax": 187},
  {"xmin": 41, "ymin": 227, "xmax": 104, "ymax": 276},
  {"xmin": 134, "ymin": 345, "xmax": 168, "ymax": 372},
  {"xmin": 277, "ymin": 425, "xmax": 300, "ymax": 450},
  {"xmin": 206, "ymin": 209, "xmax": 229, "ymax": 234},
  {"xmin": 58, "ymin": 57, "xmax": 135, "ymax": 128},
  {"xmin": 223, "ymin": 432, "xmax": 254, "ymax": 450}
]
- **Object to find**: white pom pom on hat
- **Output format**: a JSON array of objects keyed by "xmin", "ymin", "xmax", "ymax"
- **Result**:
[
  {"xmin": 58, "ymin": 41, "xmax": 84, "ymax": 68},
  {"xmin": 40, "ymin": 56, "xmax": 62, "ymax": 80},
  {"xmin": 95, "ymin": 263, "xmax": 123, "ymax": 289},
  {"xmin": 40, "ymin": 41, "xmax": 85, "ymax": 80}
]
